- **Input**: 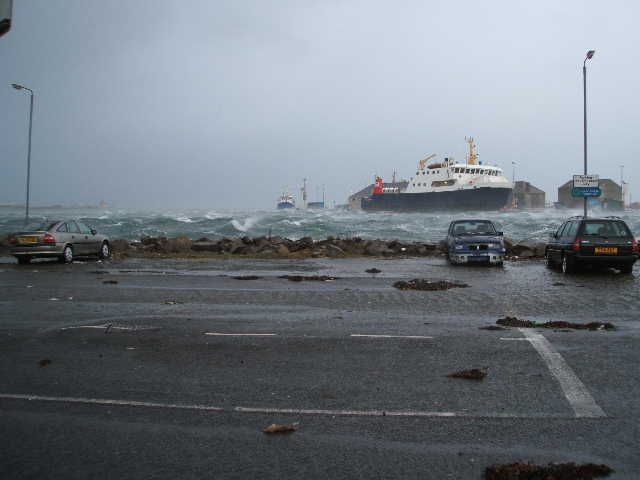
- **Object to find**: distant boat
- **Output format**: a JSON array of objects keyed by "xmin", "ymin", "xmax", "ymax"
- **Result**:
[{"xmin": 277, "ymin": 193, "xmax": 295, "ymax": 209}]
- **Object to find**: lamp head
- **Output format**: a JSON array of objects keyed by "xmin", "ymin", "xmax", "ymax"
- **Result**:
[
  {"xmin": 586, "ymin": 50, "xmax": 595, "ymax": 60},
  {"xmin": 11, "ymin": 83, "xmax": 23, "ymax": 90}
]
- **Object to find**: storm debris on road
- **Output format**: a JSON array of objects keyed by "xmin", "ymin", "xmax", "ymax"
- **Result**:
[
  {"xmin": 393, "ymin": 279, "xmax": 469, "ymax": 291},
  {"xmin": 497, "ymin": 317, "xmax": 616, "ymax": 330},
  {"xmin": 496, "ymin": 317, "xmax": 536, "ymax": 328},
  {"xmin": 365, "ymin": 268, "xmax": 382, "ymax": 274},
  {"xmin": 262, "ymin": 422, "xmax": 299, "ymax": 434},
  {"xmin": 38, "ymin": 359, "xmax": 51, "ymax": 367},
  {"xmin": 102, "ymin": 280, "xmax": 118, "ymax": 284},
  {"xmin": 485, "ymin": 461, "xmax": 613, "ymax": 479},
  {"xmin": 233, "ymin": 275, "xmax": 262, "ymax": 280},
  {"xmin": 163, "ymin": 300, "xmax": 184, "ymax": 305},
  {"xmin": 279, "ymin": 275, "xmax": 338, "ymax": 282},
  {"xmin": 447, "ymin": 368, "xmax": 486, "ymax": 380}
]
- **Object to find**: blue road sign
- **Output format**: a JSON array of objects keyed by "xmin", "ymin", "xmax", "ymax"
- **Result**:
[{"xmin": 571, "ymin": 187, "xmax": 602, "ymax": 198}]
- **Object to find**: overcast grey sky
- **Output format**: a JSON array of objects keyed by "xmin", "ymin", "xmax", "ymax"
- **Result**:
[{"xmin": 1, "ymin": 1, "xmax": 639, "ymax": 209}]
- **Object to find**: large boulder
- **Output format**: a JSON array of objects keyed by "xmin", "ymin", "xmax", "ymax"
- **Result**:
[
  {"xmin": 110, "ymin": 239, "xmax": 131, "ymax": 253},
  {"xmin": 192, "ymin": 240, "xmax": 222, "ymax": 253},
  {"xmin": 364, "ymin": 240, "xmax": 393, "ymax": 256},
  {"xmin": 165, "ymin": 236, "xmax": 192, "ymax": 253},
  {"xmin": 510, "ymin": 240, "xmax": 546, "ymax": 258},
  {"xmin": 325, "ymin": 244, "xmax": 345, "ymax": 257}
]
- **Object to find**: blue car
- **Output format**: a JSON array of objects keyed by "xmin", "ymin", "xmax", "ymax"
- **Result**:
[{"xmin": 445, "ymin": 219, "xmax": 505, "ymax": 266}]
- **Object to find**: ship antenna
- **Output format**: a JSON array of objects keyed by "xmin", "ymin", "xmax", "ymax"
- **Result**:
[{"xmin": 465, "ymin": 137, "xmax": 478, "ymax": 165}]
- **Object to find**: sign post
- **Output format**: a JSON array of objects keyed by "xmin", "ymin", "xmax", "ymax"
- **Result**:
[{"xmin": 572, "ymin": 175, "xmax": 601, "ymax": 205}]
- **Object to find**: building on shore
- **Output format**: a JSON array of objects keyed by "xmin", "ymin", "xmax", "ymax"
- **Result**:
[
  {"xmin": 557, "ymin": 178, "xmax": 623, "ymax": 210},
  {"xmin": 511, "ymin": 181, "xmax": 545, "ymax": 209},
  {"xmin": 348, "ymin": 181, "xmax": 408, "ymax": 210}
]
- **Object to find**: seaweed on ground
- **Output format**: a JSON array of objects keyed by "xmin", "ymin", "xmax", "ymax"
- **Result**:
[{"xmin": 485, "ymin": 461, "xmax": 613, "ymax": 479}]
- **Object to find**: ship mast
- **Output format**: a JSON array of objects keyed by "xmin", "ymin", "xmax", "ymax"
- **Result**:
[
  {"xmin": 301, "ymin": 178, "xmax": 308, "ymax": 209},
  {"xmin": 465, "ymin": 137, "xmax": 478, "ymax": 165}
]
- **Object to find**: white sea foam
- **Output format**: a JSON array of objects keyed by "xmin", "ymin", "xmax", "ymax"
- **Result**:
[{"xmin": 231, "ymin": 217, "xmax": 258, "ymax": 232}]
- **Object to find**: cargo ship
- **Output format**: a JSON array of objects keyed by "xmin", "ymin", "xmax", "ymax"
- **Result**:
[{"xmin": 361, "ymin": 138, "xmax": 512, "ymax": 212}]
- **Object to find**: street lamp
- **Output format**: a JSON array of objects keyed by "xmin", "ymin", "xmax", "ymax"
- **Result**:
[
  {"xmin": 583, "ymin": 50, "xmax": 595, "ymax": 218},
  {"xmin": 11, "ymin": 82, "xmax": 34, "ymax": 224}
]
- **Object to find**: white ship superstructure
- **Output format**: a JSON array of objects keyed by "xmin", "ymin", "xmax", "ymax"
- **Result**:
[{"xmin": 405, "ymin": 138, "xmax": 511, "ymax": 194}]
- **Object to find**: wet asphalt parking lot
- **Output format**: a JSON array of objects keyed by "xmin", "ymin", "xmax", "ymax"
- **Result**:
[{"xmin": 1, "ymin": 255, "xmax": 639, "ymax": 479}]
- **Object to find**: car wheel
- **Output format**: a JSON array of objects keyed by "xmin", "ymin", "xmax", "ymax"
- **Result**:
[
  {"xmin": 17, "ymin": 256, "xmax": 31, "ymax": 265},
  {"xmin": 99, "ymin": 241, "xmax": 111, "ymax": 259},
  {"xmin": 60, "ymin": 245, "xmax": 73, "ymax": 264},
  {"xmin": 561, "ymin": 254, "xmax": 575, "ymax": 274},
  {"xmin": 619, "ymin": 264, "xmax": 634, "ymax": 274}
]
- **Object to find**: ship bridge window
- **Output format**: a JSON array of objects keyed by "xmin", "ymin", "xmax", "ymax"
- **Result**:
[{"xmin": 432, "ymin": 179, "xmax": 456, "ymax": 187}]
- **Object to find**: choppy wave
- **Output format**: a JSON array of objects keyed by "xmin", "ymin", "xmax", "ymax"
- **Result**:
[{"xmin": 1, "ymin": 206, "xmax": 639, "ymax": 243}]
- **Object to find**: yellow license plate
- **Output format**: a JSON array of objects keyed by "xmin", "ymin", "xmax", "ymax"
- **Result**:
[
  {"xmin": 18, "ymin": 236, "xmax": 38, "ymax": 244},
  {"xmin": 594, "ymin": 247, "xmax": 617, "ymax": 254}
]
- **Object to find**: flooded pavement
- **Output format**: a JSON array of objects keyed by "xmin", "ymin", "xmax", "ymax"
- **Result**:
[{"xmin": 1, "ymin": 255, "xmax": 639, "ymax": 478}]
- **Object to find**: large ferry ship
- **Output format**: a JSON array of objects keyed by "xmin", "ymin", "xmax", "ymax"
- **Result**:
[{"xmin": 361, "ymin": 138, "xmax": 512, "ymax": 212}]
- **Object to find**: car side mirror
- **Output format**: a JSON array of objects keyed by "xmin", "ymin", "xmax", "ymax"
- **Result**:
[{"xmin": 91, "ymin": 229, "xmax": 97, "ymax": 235}]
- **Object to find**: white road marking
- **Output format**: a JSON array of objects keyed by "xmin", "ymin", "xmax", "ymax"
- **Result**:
[
  {"xmin": 59, "ymin": 325, "xmax": 151, "ymax": 332},
  {"xmin": 0, "ymin": 393, "xmax": 223, "ymax": 412},
  {"xmin": 519, "ymin": 328, "xmax": 606, "ymax": 418},
  {"xmin": 499, "ymin": 337, "xmax": 531, "ymax": 341},
  {"xmin": 204, "ymin": 332, "xmax": 277, "ymax": 337},
  {"xmin": 350, "ymin": 334, "xmax": 433, "ymax": 339},
  {"xmin": 0, "ymin": 393, "xmax": 570, "ymax": 418},
  {"xmin": 234, "ymin": 406, "xmax": 456, "ymax": 417}
]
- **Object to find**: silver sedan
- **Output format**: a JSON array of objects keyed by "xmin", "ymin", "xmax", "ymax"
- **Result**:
[{"xmin": 9, "ymin": 220, "xmax": 111, "ymax": 264}]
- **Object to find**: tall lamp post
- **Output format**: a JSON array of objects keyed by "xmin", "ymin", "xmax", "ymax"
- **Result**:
[
  {"xmin": 11, "ymin": 83, "xmax": 34, "ymax": 224},
  {"xmin": 583, "ymin": 50, "xmax": 595, "ymax": 218}
]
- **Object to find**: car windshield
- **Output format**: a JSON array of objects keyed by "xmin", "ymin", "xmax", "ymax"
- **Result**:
[
  {"xmin": 452, "ymin": 221, "xmax": 497, "ymax": 235},
  {"xmin": 581, "ymin": 221, "xmax": 631, "ymax": 237}
]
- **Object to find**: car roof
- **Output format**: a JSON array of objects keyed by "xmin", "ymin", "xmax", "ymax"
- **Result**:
[
  {"xmin": 450, "ymin": 219, "xmax": 495, "ymax": 224},
  {"xmin": 564, "ymin": 216, "xmax": 626, "ymax": 222}
]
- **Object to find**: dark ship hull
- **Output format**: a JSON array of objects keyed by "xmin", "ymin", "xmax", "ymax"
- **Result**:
[{"xmin": 361, "ymin": 187, "xmax": 512, "ymax": 212}]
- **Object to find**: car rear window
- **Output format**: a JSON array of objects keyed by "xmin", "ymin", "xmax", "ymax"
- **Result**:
[
  {"xmin": 581, "ymin": 221, "xmax": 631, "ymax": 237},
  {"xmin": 29, "ymin": 221, "xmax": 59, "ymax": 231}
]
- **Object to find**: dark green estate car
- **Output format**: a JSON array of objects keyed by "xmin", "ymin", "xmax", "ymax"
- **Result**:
[
  {"xmin": 545, "ymin": 216, "xmax": 638, "ymax": 274},
  {"xmin": 8, "ymin": 220, "xmax": 111, "ymax": 264}
]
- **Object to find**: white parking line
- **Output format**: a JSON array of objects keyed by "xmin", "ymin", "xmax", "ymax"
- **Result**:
[
  {"xmin": 59, "ymin": 325, "xmax": 151, "ymax": 331},
  {"xmin": 0, "ymin": 393, "xmax": 572, "ymax": 418},
  {"xmin": 204, "ymin": 332, "xmax": 277, "ymax": 337},
  {"xmin": 350, "ymin": 334, "xmax": 433, "ymax": 339},
  {"xmin": 0, "ymin": 393, "xmax": 223, "ymax": 412},
  {"xmin": 519, "ymin": 328, "xmax": 606, "ymax": 418}
]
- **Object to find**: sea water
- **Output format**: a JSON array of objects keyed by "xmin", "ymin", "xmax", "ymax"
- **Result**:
[{"xmin": 1, "ymin": 207, "xmax": 639, "ymax": 244}]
